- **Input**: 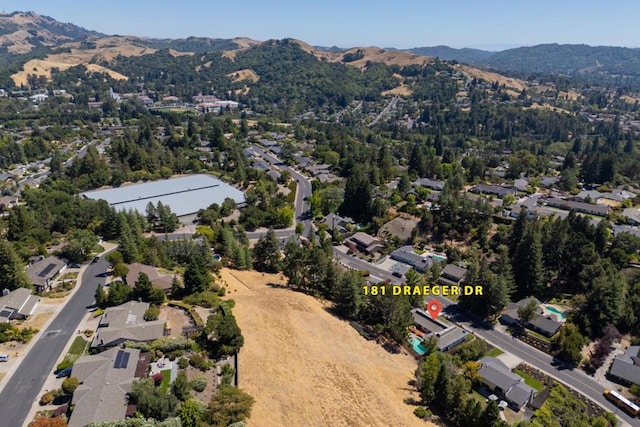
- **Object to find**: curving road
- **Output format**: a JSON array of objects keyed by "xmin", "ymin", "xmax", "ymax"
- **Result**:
[
  {"xmin": 432, "ymin": 296, "xmax": 638, "ymax": 426},
  {"xmin": 0, "ymin": 257, "xmax": 111, "ymax": 427},
  {"xmin": 245, "ymin": 144, "xmax": 313, "ymax": 239}
]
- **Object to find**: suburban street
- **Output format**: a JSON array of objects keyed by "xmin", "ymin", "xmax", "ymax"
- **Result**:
[
  {"xmin": 369, "ymin": 96, "xmax": 399, "ymax": 127},
  {"xmin": 432, "ymin": 296, "xmax": 638, "ymax": 427},
  {"xmin": 245, "ymin": 144, "xmax": 313, "ymax": 239},
  {"xmin": 0, "ymin": 257, "xmax": 111, "ymax": 427}
]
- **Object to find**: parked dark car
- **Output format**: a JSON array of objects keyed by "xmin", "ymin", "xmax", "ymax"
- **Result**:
[
  {"xmin": 55, "ymin": 367, "xmax": 72, "ymax": 378},
  {"xmin": 92, "ymin": 256, "xmax": 100, "ymax": 263}
]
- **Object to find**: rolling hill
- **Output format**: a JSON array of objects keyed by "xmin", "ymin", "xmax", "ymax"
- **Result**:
[{"xmin": 407, "ymin": 43, "xmax": 640, "ymax": 86}]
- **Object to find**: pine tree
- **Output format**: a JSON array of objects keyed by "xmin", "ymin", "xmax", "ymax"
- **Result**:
[
  {"xmin": 340, "ymin": 165, "xmax": 372, "ymax": 222},
  {"xmin": 183, "ymin": 250, "xmax": 212, "ymax": 295},
  {"xmin": 252, "ymin": 228, "xmax": 282, "ymax": 273},
  {"xmin": 134, "ymin": 272, "xmax": 154, "ymax": 302},
  {"xmin": 0, "ymin": 240, "xmax": 30, "ymax": 290},
  {"xmin": 509, "ymin": 208, "xmax": 528, "ymax": 257},
  {"xmin": 118, "ymin": 215, "xmax": 139, "ymax": 263},
  {"xmin": 95, "ymin": 285, "xmax": 107, "ymax": 308},
  {"xmin": 332, "ymin": 270, "xmax": 361, "ymax": 318},
  {"xmin": 512, "ymin": 225, "xmax": 544, "ymax": 298}
]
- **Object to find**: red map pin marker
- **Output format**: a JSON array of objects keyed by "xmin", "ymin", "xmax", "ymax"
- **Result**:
[{"xmin": 426, "ymin": 300, "xmax": 442, "ymax": 320}]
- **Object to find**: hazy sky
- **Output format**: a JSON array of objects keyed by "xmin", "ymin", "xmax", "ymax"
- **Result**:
[{"xmin": 3, "ymin": 0, "xmax": 639, "ymax": 50}]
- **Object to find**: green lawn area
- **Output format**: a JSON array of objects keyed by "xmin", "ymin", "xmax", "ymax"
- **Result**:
[
  {"xmin": 68, "ymin": 336, "xmax": 88, "ymax": 356},
  {"xmin": 486, "ymin": 347, "xmax": 504, "ymax": 357},
  {"xmin": 159, "ymin": 369, "xmax": 171, "ymax": 392},
  {"xmin": 513, "ymin": 369, "xmax": 545, "ymax": 391}
]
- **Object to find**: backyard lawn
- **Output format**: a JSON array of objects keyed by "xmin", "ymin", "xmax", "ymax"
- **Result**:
[{"xmin": 159, "ymin": 369, "xmax": 171, "ymax": 392}]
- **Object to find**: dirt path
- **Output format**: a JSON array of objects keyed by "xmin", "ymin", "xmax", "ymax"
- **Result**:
[{"xmin": 220, "ymin": 269, "xmax": 433, "ymax": 427}]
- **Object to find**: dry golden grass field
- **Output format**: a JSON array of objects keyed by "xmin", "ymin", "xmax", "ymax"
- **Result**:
[{"xmin": 219, "ymin": 268, "xmax": 433, "ymax": 427}]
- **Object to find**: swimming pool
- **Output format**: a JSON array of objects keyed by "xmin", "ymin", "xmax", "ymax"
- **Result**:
[
  {"xmin": 409, "ymin": 336, "xmax": 428, "ymax": 355},
  {"xmin": 431, "ymin": 254, "xmax": 446, "ymax": 262},
  {"xmin": 544, "ymin": 305, "xmax": 566, "ymax": 320}
]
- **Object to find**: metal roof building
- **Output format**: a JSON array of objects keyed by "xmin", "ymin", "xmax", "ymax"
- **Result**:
[{"xmin": 81, "ymin": 174, "xmax": 245, "ymax": 217}]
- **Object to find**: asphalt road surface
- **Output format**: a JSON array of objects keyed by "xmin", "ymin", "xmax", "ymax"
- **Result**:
[
  {"xmin": 0, "ymin": 256, "xmax": 111, "ymax": 427},
  {"xmin": 432, "ymin": 296, "xmax": 639, "ymax": 427}
]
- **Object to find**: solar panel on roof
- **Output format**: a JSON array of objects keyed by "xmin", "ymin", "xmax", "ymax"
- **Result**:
[
  {"xmin": 121, "ymin": 352, "xmax": 130, "ymax": 369},
  {"xmin": 38, "ymin": 263, "xmax": 57, "ymax": 278},
  {"xmin": 114, "ymin": 349, "xmax": 125, "ymax": 368}
]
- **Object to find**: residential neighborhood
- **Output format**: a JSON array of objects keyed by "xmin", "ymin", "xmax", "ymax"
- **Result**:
[{"xmin": 1, "ymin": 6, "xmax": 640, "ymax": 427}]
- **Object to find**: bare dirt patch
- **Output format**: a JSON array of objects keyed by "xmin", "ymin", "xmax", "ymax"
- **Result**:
[
  {"xmin": 168, "ymin": 49, "xmax": 194, "ymax": 57},
  {"xmin": 457, "ymin": 64, "xmax": 527, "ymax": 91},
  {"xmin": 185, "ymin": 365, "xmax": 217, "ymax": 404},
  {"xmin": 160, "ymin": 306, "xmax": 192, "ymax": 337},
  {"xmin": 526, "ymin": 103, "xmax": 573, "ymax": 115},
  {"xmin": 382, "ymin": 84, "xmax": 413, "ymax": 97},
  {"xmin": 233, "ymin": 37, "xmax": 261, "ymax": 49},
  {"xmin": 15, "ymin": 312, "xmax": 52, "ymax": 331},
  {"xmin": 11, "ymin": 36, "xmax": 152, "ymax": 86},
  {"xmin": 324, "ymin": 47, "xmax": 431, "ymax": 70},
  {"xmin": 223, "ymin": 268, "xmax": 431, "ymax": 427},
  {"xmin": 621, "ymin": 95, "xmax": 640, "ymax": 104},
  {"xmin": 227, "ymin": 69, "xmax": 259, "ymax": 83}
]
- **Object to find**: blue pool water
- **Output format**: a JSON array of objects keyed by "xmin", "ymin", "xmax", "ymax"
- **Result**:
[
  {"xmin": 544, "ymin": 305, "xmax": 566, "ymax": 320},
  {"xmin": 409, "ymin": 336, "xmax": 427, "ymax": 355},
  {"xmin": 431, "ymin": 255, "xmax": 446, "ymax": 262}
]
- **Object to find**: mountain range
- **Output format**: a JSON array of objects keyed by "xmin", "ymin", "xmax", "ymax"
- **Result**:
[{"xmin": 2, "ymin": 11, "xmax": 640, "ymax": 88}]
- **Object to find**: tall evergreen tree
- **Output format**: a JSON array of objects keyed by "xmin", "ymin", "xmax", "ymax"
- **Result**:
[
  {"xmin": 512, "ymin": 225, "xmax": 544, "ymax": 298},
  {"xmin": 0, "ymin": 241, "xmax": 30, "ymax": 290},
  {"xmin": 332, "ymin": 270, "xmax": 362, "ymax": 318},
  {"xmin": 252, "ymin": 228, "xmax": 282, "ymax": 273},
  {"xmin": 183, "ymin": 250, "xmax": 212, "ymax": 295},
  {"xmin": 340, "ymin": 165, "xmax": 372, "ymax": 222},
  {"xmin": 118, "ymin": 214, "xmax": 139, "ymax": 263},
  {"xmin": 134, "ymin": 272, "xmax": 154, "ymax": 301}
]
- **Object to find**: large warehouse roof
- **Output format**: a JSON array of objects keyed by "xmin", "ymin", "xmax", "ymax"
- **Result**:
[{"xmin": 81, "ymin": 174, "xmax": 245, "ymax": 217}]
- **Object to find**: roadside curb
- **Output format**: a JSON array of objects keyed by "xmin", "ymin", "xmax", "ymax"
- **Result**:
[
  {"xmin": 21, "ymin": 311, "xmax": 94, "ymax": 427},
  {"xmin": 0, "ymin": 264, "xmax": 89, "ymax": 397}
]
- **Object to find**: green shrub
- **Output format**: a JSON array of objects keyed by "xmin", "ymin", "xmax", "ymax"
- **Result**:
[
  {"xmin": 93, "ymin": 308, "xmax": 105, "ymax": 318},
  {"xmin": 17, "ymin": 327, "xmax": 38, "ymax": 343},
  {"xmin": 178, "ymin": 357, "xmax": 189, "ymax": 369},
  {"xmin": 221, "ymin": 364, "xmax": 235, "ymax": 385},
  {"xmin": 124, "ymin": 341, "xmax": 151, "ymax": 352},
  {"xmin": 151, "ymin": 336, "xmax": 196, "ymax": 353},
  {"xmin": 39, "ymin": 391, "xmax": 54, "ymax": 405},
  {"xmin": 183, "ymin": 292, "xmax": 220, "ymax": 308},
  {"xmin": 413, "ymin": 407, "xmax": 428, "ymax": 418},
  {"xmin": 56, "ymin": 357, "xmax": 74, "ymax": 372},
  {"xmin": 190, "ymin": 375, "xmax": 207, "ymax": 392},
  {"xmin": 144, "ymin": 306, "xmax": 161, "ymax": 321},
  {"xmin": 189, "ymin": 354, "xmax": 213, "ymax": 371},
  {"xmin": 62, "ymin": 377, "xmax": 79, "ymax": 395},
  {"xmin": 166, "ymin": 349, "xmax": 184, "ymax": 360},
  {"xmin": 218, "ymin": 287, "xmax": 226, "ymax": 297}
]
